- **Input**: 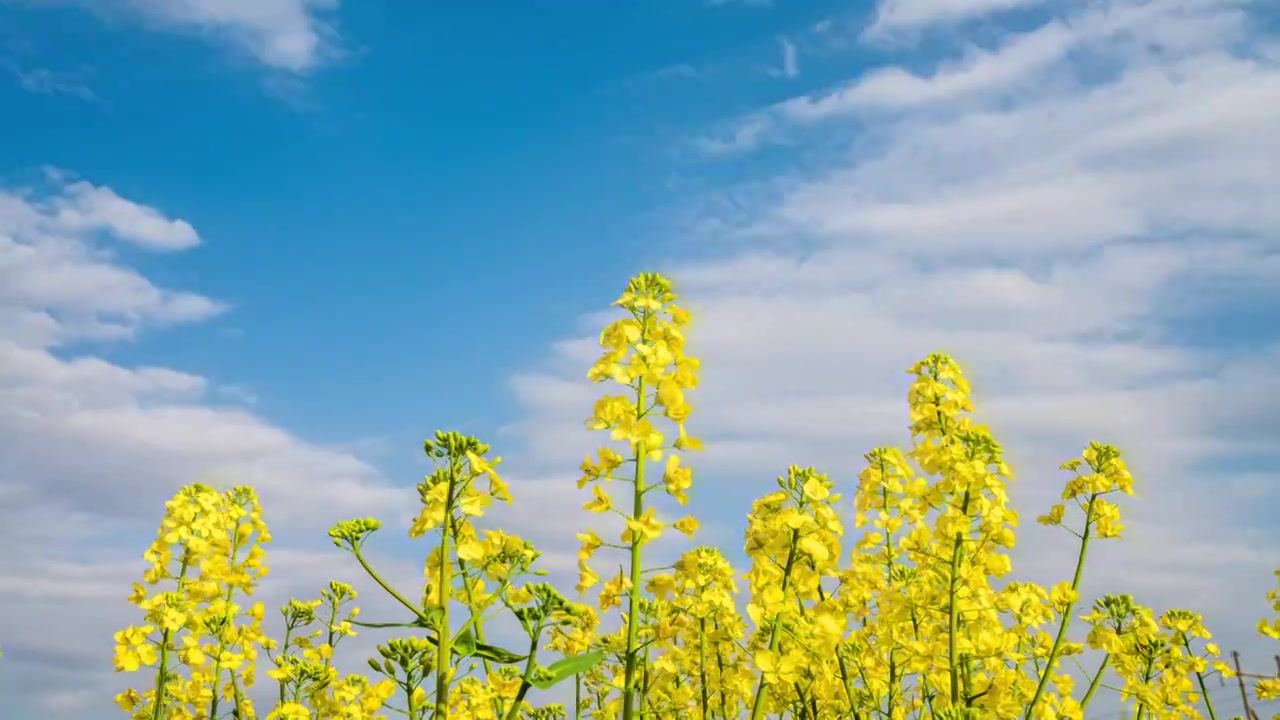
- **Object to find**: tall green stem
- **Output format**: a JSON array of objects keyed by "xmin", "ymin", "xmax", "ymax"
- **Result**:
[
  {"xmin": 948, "ymin": 489, "xmax": 971, "ymax": 706},
  {"xmin": 1182, "ymin": 639, "xmax": 1221, "ymax": 720},
  {"xmin": 1080, "ymin": 653, "xmax": 1109, "ymax": 711},
  {"xmin": 699, "ymin": 618, "xmax": 711, "ymax": 720},
  {"xmin": 1025, "ymin": 494, "xmax": 1096, "ymax": 720},
  {"xmin": 503, "ymin": 629, "xmax": 543, "ymax": 720},
  {"xmin": 208, "ymin": 540, "xmax": 244, "ymax": 720},
  {"xmin": 151, "ymin": 557, "xmax": 191, "ymax": 720},
  {"xmin": 749, "ymin": 531, "xmax": 800, "ymax": 720},
  {"xmin": 434, "ymin": 466, "xmax": 459, "ymax": 719},
  {"xmin": 622, "ymin": 374, "xmax": 649, "ymax": 720}
]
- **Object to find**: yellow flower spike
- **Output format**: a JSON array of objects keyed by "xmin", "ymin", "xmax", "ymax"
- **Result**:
[{"xmin": 581, "ymin": 277, "xmax": 696, "ymax": 720}]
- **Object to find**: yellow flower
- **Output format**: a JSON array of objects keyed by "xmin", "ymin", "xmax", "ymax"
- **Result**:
[
  {"xmin": 1050, "ymin": 581, "xmax": 1079, "ymax": 611},
  {"xmin": 622, "ymin": 508, "xmax": 664, "ymax": 545},
  {"xmin": 577, "ymin": 529, "xmax": 603, "ymax": 560},
  {"xmin": 266, "ymin": 702, "xmax": 311, "ymax": 720},
  {"xmin": 576, "ymin": 559, "xmax": 600, "ymax": 594},
  {"xmin": 598, "ymin": 574, "xmax": 630, "ymax": 611},
  {"xmin": 112, "ymin": 625, "xmax": 158, "ymax": 672},
  {"xmin": 645, "ymin": 573, "xmax": 676, "ymax": 598},
  {"xmin": 662, "ymin": 454, "xmax": 693, "ymax": 504},
  {"xmin": 114, "ymin": 689, "xmax": 142, "ymax": 712},
  {"xmin": 1037, "ymin": 503, "xmax": 1066, "ymax": 525},
  {"xmin": 672, "ymin": 516, "xmax": 699, "ymax": 538},
  {"xmin": 507, "ymin": 584, "xmax": 535, "ymax": 605},
  {"xmin": 582, "ymin": 484, "xmax": 613, "ymax": 513}
]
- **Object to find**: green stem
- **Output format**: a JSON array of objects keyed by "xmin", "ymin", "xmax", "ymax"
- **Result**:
[
  {"xmin": 151, "ymin": 556, "xmax": 191, "ymax": 720},
  {"xmin": 699, "ymin": 618, "xmax": 711, "ymax": 720},
  {"xmin": 1182, "ymin": 638, "xmax": 1220, "ymax": 720},
  {"xmin": 230, "ymin": 674, "xmax": 245, "ymax": 718},
  {"xmin": 1080, "ymin": 653, "xmax": 1110, "ymax": 711},
  {"xmin": 151, "ymin": 631, "xmax": 173, "ymax": 720},
  {"xmin": 503, "ymin": 627, "xmax": 543, "ymax": 720},
  {"xmin": 208, "ymin": 539, "xmax": 245, "ymax": 720},
  {"xmin": 910, "ymin": 609, "xmax": 936, "ymax": 719},
  {"xmin": 1025, "ymin": 493, "xmax": 1097, "ymax": 720},
  {"xmin": 322, "ymin": 597, "xmax": 339, "ymax": 672},
  {"xmin": 352, "ymin": 548, "xmax": 432, "ymax": 625},
  {"xmin": 1133, "ymin": 659, "xmax": 1155, "ymax": 720},
  {"xmin": 622, "ymin": 374, "xmax": 649, "ymax": 720},
  {"xmin": 434, "ymin": 466, "xmax": 459, "ymax": 719},
  {"xmin": 276, "ymin": 622, "xmax": 294, "ymax": 707},
  {"xmin": 408, "ymin": 676, "xmax": 422, "ymax": 720},
  {"xmin": 715, "ymin": 631, "xmax": 728, "ymax": 720},
  {"xmin": 641, "ymin": 636, "xmax": 653, "ymax": 715},
  {"xmin": 457, "ymin": 555, "xmax": 509, "ymax": 720},
  {"xmin": 748, "ymin": 530, "xmax": 800, "ymax": 720},
  {"xmin": 948, "ymin": 489, "xmax": 971, "ymax": 706}
]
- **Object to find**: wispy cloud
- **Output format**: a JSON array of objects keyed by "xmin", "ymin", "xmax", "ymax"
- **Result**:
[
  {"xmin": 776, "ymin": 37, "xmax": 799, "ymax": 78},
  {"xmin": 862, "ymin": 0, "xmax": 1050, "ymax": 42},
  {"xmin": 706, "ymin": 0, "xmax": 774, "ymax": 7},
  {"xmin": 696, "ymin": 0, "xmax": 1254, "ymax": 154},
  {"xmin": 626, "ymin": 62, "xmax": 702, "ymax": 93},
  {"xmin": 21, "ymin": 0, "xmax": 343, "ymax": 73},
  {"xmin": 2, "ymin": 61, "xmax": 99, "ymax": 101}
]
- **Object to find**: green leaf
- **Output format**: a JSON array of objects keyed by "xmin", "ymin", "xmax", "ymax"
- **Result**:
[
  {"xmin": 471, "ymin": 642, "xmax": 527, "ymax": 664},
  {"xmin": 351, "ymin": 620, "xmax": 423, "ymax": 630},
  {"xmin": 528, "ymin": 650, "xmax": 605, "ymax": 689},
  {"xmin": 452, "ymin": 627, "xmax": 477, "ymax": 657},
  {"xmin": 416, "ymin": 607, "xmax": 445, "ymax": 630}
]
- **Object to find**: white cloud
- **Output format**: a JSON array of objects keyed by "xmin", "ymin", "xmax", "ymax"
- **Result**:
[
  {"xmin": 22, "ymin": 0, "xmax": 342, "ymax": 73},
  {"xmin": 0, "ymin": 180, "xmax": 223, "ymax": 347},
  {"xmin": 863, "ymin": 0, "xmax": 1049, "ymax": 41},
  {"xmin": 52, "ymin": 181, "xmax": 201, "ymax": 250},
  {"xmin": 2, "ymin": 61, "xmax": 99, "ymax": 101},
  {"xmin": 778, "ymin": 37, "xmax": 799, "ymax": 78},
  {"xmin": 700, "ymin": 0, "xmax": 1256, "ymax": 154},
  {"xmin": 135, "ymin": 0, "xmax": 343, "ymax": 71}
]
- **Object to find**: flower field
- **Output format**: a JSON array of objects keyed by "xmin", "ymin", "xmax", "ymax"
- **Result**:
[{"xmin": 110, "ymin": 272, "xmax": 1280, "ymax": 720}]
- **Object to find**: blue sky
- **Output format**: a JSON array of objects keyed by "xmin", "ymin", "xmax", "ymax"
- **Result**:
[{"xmin": 1, "ymin": 0, "xmax": 1278, "ymax": 717}]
